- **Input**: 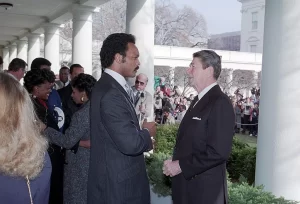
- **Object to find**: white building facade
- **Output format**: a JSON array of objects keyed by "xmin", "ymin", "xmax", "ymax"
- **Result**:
[{"xmin": 239, "ymin": 0, "xmax": 265, "ymax": 53}]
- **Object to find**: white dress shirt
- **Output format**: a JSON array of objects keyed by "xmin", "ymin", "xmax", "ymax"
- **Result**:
[
  {"xmin": 105, "ymin": 69, "xmax": 128, "ymax": 92},
  {"xmin": 193, "ymin": 82, "xmax": 218, "ymax": 107}
]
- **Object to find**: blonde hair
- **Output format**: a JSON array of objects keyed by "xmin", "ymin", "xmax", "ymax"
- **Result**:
[{"xmin": 0, "ymin": 73, "xmax": 48, "ymax": 179}]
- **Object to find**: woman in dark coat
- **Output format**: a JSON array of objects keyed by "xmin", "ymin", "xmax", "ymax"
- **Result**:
[
  {"xmin": 24, "ymin": 69, "xmax": 64, "ymax": 204},
  {"xmin": 0, "ymin": 72, "xmax": 51, "ymax": 204},
  {"xmin": 43, "ymin": 73, "xmax": 96, "ymax": 204}
]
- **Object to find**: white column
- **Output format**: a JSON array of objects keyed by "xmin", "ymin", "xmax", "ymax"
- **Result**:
[
  {"xmin": 126, "ymin": 0, "xmax": 155, "ymax": 97},
  {"xmin": 72, "ymin": 5, "xmax": 94, "ymax": 75},
  {"xmin": 16, "ymin": 40, "xmax": 28, "ymax": 62},
  {"xmin": 227, "ymin": 69, "xmax": 233, "ymax": 95},
  {"xmin": 0, "ymin": 47, "xmax": 3, "ymax": 70},
  {"xmin": 2, "ymin": 47, "xmax": 9, "ymax": 70},
  {"xmin": 252, "ymin": 70, "xmax": 258, "ymax": 88},
  {"xmin": 169, "ymin": 66, "xmax": 175, "ymax": 88},
  {"xmin": 9, "ymin": 43, "xmax": 17, "ymax": 62},
  {"xmin": 27, "ymin": 33, "xmax": 41, "ymax": 69},
  {"xmin": 44, "ymin": 23, "xmax": 60, "ymax": 74},
  {"xmin": 255, "ymin": 0, "xmax": 300, "ymax": 201}
]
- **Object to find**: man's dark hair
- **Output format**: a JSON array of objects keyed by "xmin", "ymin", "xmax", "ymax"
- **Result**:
[
  {"xmin": 59, "ymin": 66, "xmax": 70, "ymax": 73},
  {"xmin": 31, "ymin": 58, "xmax": 52, "ymax": 70},
  {"xmin": 0, "ymin": 56, "xmax": 3, "ymax": 65},
  {"xmin": 24, "ymin": 69, "xmax": 55, "ymax": 93},
  {"xmin": 8, "ymin": 58, "xmax": 27, "ymax": 72},
  {"xmin": 70, "ymin": 64, "xmax": 83, "ymax": 74},
  {"xmin": 193, "ymin": 50, "xmax": 222, "ymax": 80},
  {"xmin": 71, "ymin": 73, "xmax": 96, "ymax": 99},
  {"xmin": 100, "ymin": 33, "xmax": 136, "ymax": 69}
]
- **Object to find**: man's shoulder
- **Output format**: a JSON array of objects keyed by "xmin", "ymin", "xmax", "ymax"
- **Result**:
[{"xmin": 144, "ymin": 90, "xmax": 152, "ymax": 98}]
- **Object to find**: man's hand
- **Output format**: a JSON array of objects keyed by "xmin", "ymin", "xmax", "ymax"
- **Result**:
[
  {"xmin": 163, "ymin": 160, "xmax": 182, "ymax": 177},
  {"xmin": 79, "ymin": 140, "xmax": 91, "ymax": 149},
  {"xmin": 142, "ymin": 121, "xmax": 156, "ymax": 137},
  {"xmin": 139, "ymin": 104, "xmax": 146, "ymax": 114}
]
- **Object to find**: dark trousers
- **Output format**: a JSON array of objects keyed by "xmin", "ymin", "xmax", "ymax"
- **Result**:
[
  {"xmin": 48, "ymin": 144, "xmax": 64, "ymax": 204},
  {"xmin": 250, "ymin": 118, "xmax": 258, "ymax": 135},
  {"xmin": 243, "ymin": 115, "xmax": 250, "ymax": 132}
]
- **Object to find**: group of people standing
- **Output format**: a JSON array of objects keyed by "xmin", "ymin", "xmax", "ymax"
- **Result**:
[{"xmin": 0, "ymin": 32, "xmax": 235, "ymax": 204}]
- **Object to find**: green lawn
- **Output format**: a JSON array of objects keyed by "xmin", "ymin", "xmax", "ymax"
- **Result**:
[{"xmin": 235, "ymin": 133, "xmax": 257, "ymax": 147}]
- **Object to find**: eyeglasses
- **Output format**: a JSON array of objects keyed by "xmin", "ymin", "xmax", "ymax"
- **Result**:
[{"xmin": 135, "ymin": 80, "xmax": 145, "ymax": 86}]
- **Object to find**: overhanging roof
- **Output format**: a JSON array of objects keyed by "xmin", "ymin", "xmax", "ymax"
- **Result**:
[{"xmin": 0, "ymin": 0, "xmax": 110, "ymax": 46}]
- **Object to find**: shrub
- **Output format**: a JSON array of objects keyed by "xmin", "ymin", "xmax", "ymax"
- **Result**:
[
  {"xmin": 145, "ymin": 152, "xmax": 172, "ymax": 197},
  {"xmin": 154, "ymin": 124, "xmax": 178, "ymax": 155},
  {"xmin": 228, "ymin": 182, "xmax": 298, "ymax": 204},
  {"xmin": 227, "ymin": 137, "xmax": 256, "ymax": 184},
  {"xmin": 146, "ymin": 152, "xmax": 298, "ymax": 203}
]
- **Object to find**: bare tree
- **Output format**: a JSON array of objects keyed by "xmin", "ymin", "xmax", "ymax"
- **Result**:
[
  {"xmin": 218, "ymin": 69, "xmax": 259, "ymax": 96},
  {"xmin": 154, "ymin": 66, "xmax": 195, "ymax": 96},
  {"xmin": 92, "ymin": 0, "xmax": 126, "ymax": 41},
  {"xmin": 155, "ymin": 0, "xmax": 208, "ymax": 47}
]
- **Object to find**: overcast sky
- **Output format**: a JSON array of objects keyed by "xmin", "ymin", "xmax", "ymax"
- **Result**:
[{"xmin": 172, "ymin": 0, "xmax": 242, "ymax": 35}]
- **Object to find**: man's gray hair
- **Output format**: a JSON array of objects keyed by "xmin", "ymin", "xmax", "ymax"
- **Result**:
[{"xmin": 193, "ymin": 50, "xmax": 222, "ymax": 80}]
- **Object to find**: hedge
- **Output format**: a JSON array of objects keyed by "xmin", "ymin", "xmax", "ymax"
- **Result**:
[{"xmin": 146, "ymin": 125, "xmax": 298, "ymax": 203}]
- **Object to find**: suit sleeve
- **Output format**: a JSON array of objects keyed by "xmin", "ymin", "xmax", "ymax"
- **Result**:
[
  {"xmin": 44, "ymin": 109, "xmax": 89, "ymax": 149},
  {"xmin": 179, "ymin": 97, "xmax": 235, "ymax": 180},
  {"xmin": 101, "ymin": 89, "xmax": 153, "ymax": 156}
]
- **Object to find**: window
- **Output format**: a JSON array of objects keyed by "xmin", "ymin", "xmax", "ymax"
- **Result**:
[
  {"xmin": 252, "ymin": 12, "xmax": 258, "ymax": 30},
  {"xmin": 250, "ymin": 45, "xmax": 257, "ymax": 53}
]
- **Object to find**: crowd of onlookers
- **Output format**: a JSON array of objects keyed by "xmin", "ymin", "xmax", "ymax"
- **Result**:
[
  {"xmin": 153, "ymin": 77, "xmax": 194, "ymax": 125},
  {"xmin": 230, "ymin": 88, "xmax": 260, "ymax": 137},
  {"xmin": 153, "ymin": 77, "xmax": 260, "ymax": 137}
]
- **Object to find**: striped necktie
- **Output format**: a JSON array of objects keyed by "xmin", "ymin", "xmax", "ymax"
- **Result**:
[{"xmin": 125, "ymin": 84, "xmax": 135, "ymax": 104}]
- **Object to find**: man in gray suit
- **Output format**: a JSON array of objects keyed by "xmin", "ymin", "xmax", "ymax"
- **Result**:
[
  {"xmin": 88, "ymin": 33, "xmax": 156, "ymax": 204},
  {"xmin": 132, "ymin": 73, "xmax": 153, "ymax": 125}
]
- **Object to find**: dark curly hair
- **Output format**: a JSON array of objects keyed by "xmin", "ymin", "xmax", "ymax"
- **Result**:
[
  {"xmin": 31, "ymin": 58, "xmax": 51, "ymax": 70},
  {"xmin": 71, "ymin": 73, "xmax": 96, "ymax": 99},
  {"xmin": 100, "ymin": 33, "xmax": 136, "ymax": 70},
  {"xmin": 24, "ymin": 69, "xmax": 55, "ymax": 93}
]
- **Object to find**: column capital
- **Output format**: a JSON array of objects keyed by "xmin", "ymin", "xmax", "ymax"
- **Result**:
[
  {"xmin": 71, "ymin": 5, "xmax": 95, "ymax": 22},
  {"xmin": 27, "ymin": 33, "xmax": 41, "ymax": 40},
  {"xmin": 16, "ymin": 39, "xmax": 27, "ymax": 44},
  {"xmin": 43, "ymin": 23, "xmax": 61, "ymax": 34},
  {"xmin": 8, "ymin": 42, "xmax": 17, "ymax": 47}
]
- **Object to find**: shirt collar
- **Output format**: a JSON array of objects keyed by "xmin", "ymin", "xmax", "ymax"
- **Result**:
[
  {"xmin": 197, "ymin": 82, "xmax": 218, "ymax": 101},
  {"xmin": 64, "ymin": 81, "xmax": 70, "ymax": 87},
  {"xmin": 105, "ymin": 69, "xmax": 128, "ymax": 90}
]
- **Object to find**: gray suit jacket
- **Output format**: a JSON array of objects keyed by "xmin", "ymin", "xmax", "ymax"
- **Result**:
[
  {"xmin": 44, "ymin": 102, "xmax": 90, "ymax": 204},
  {"xmin": 88, "ymin": 73, "xmax": 153, "ymax": 204}
]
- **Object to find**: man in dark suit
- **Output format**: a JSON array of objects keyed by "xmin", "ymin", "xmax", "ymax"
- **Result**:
[
  {"xmin": 58, "ymin": 64, "xmax": 84, "ymax": 132},
  {"xmin": 163, "ymin": 50, "xmax": 235, "ymax": 204},
  {"xmin": 88, "ymin": 33, "xmax": 156, "ymax": 204}
]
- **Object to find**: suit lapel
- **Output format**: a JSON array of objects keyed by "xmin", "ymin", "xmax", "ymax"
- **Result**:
[
  {"xmin": 103, "ymin": 73, "xmax": 139, "ymax": 123},
  {"xmin": 175, "ymin": 85, "xmax": 221, "ymax": 142}
]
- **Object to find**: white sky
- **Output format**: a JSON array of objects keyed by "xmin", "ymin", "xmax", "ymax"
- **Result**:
[{"xmin": 172, "ymin": 0, "xmax": 242, "ymax": 35}]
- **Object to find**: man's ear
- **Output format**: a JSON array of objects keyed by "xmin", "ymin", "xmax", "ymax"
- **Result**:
[
  {"xmin": 208, "ymin": 66, "xmax": 214, "ymax": 76},
  {"xmin": 115, "ymin": 53, "xmax": 123, "ymax": 64}
]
